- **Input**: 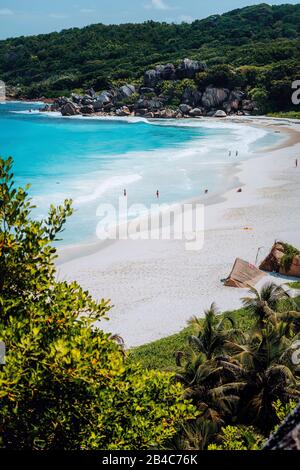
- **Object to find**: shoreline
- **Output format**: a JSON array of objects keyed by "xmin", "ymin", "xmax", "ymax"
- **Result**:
[
  {"xmin": 56, "ymin": 116, "xmax": 292, "ymax": 265},
  {"xmin": 57, "ymin": 116, "xmax": 300, "ymax": 347}
]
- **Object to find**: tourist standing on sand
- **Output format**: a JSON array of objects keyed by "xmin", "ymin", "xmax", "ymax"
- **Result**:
[{"xmin": 156, "ymin": 190, "xmax": 160, "ymax": 199}]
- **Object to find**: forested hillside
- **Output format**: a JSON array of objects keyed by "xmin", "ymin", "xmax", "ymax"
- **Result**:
[{"xmin": 0, "ymin": 3, "xmax": 300, "ymax": 112}]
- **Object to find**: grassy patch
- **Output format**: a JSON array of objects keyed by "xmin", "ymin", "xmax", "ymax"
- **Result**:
[
  {"xmin": 267, "ymin": 112, "xmax": 300, "ymax": 120},
  {"xmin": 129, "ymin": 326, "xmax": 193, "ymax": 372},
  {"xmin": 129, "ymin": 307, "xmax": 254, "ymax": 372},
  {"xmin": 286, "ymin": 281, "xmax": 300, "ymax": 290},
  {"xmin": 129, "ymin": 298, "xmax": 299, "ymax": 371}
]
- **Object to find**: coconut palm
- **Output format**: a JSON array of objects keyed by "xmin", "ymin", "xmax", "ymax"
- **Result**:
[
  {"xmin": 242, "ymin": 282, "xmax": 300, "ymax": 333},
  {"xmin": 242, "ymin": 282, "xmax": 291, "ymax": 328},
  {"xmin": 170, "ymin": 417, "xmax": 220, "ymax": 451},
  {"xmin": 175, "ymin": 294, "xmax": 300, "ymax": 444},
  {"xmin": 186, "ymin": 303, "xmax": 243, "ymax": 360},
  {"xmin": 232, "ymin": 320, "xmax": 300, "ymax": 432}
]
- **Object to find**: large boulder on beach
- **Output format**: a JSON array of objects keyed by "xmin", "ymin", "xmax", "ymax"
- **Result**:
[
  {"xmin": 85, "ymin": 88, "xmax": 96, "ymax": 98},
  {"xmin": 93, "ymin": 91, "xmax": 112, "ymax": 110},
  {"xmin": 134, "ymin": 108, "xmax": 148, "ymax": 116},
  {"xmin": 148, "ymin": 98, "xmax": 164, "ymax": 110},
  {"xmin": 182, "ymin": 87, "xmax": 202, "ymax": 107},
  {"xmin": 223, "ymin": 90, "xmax": 244, "ymax": 113},
  {"xmin": 189, "ymin": 108, "xmax": 203, "ymax": 117},
  {"xmin": 135, "ymin": 98, "xmax": 163, "ymax": 111},
  {"xmin": 201, "ymin": 86, "xmax": 229, "ymax": 109},
  {"xmin": 176, "ymin": 58, "xmax": 207, "ymax": 79},
  {"xmin": 179, "ymin": 103, "xmax": 192, "ymax": 114},
  {"xmin": 242, "ymin": 99, "xmax": 257, "ymax": 112},
  {"xmin": 159, "ymin": 108, "xmax": 177, "ymax": 119},
  {"xmin": 61, "ymin": 102, "xmax": 80, "ymax": 116},
  {"xmin": 56, "ymin": 96, "xmax": 69, "ymax": 108},
  {"xmin": 116, "ymin": 106, "xmax": 131, "ymax": 116},
  {"xmin": 223, "ymin": 99, "xmax": 240, "ymax": 113},
  {"xmin": 81, "ymin": 95, "xmax": 95, "ymax": 106},
  {"xmin": 259, "ymin": 242, "xmax": 300, "ymax": 278},
  {"xmin": 80, "ymin": 104, "xmax": 94, "ymax": 115},
  {"xmin": 70, "ymin": 93, "xmax": 83, "ymax": 104},
  {"xmin": 214, "ymin": 109, "xmax": 227, "ymax": 118}
]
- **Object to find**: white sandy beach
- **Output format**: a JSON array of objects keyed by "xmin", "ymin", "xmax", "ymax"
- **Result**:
[{"xmin": 57, "ymin": 116, "xmax": 300, "ymax": 348}]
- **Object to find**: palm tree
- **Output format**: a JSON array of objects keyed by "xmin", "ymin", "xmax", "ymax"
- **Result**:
[
  {"xmin": 186, "ymin": 303, "xmax": 243, "ymax": 360},
  {"xmin": 232, "ymin": 320, "xmax": 300, "ymax": 432},
  {"xmin": 175, "ymin": 303, "xmax": 246, "ymax": 420},
  {"xmin": 242, "ymin": 282, "xmax": 300, "ymax": 332},
  {"xmin": 170, "ymin": 417, "xmax": 220, "ymax": 451},
  {"xmin": 175, "ymin": 294, "xmax": 300, "ymax": 443},
  {"xmin": 242, "ymin": 282, "xmax": 291, "ymax": 328}
]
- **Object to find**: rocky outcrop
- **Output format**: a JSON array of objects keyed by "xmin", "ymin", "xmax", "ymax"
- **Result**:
[
  {"xmin": 159, "ymin": 108, "xmax": 178, "ymax": 119},
  {"xmin": 176, "ymin": 58, "xmax": 207, "ymax": 79},
  {"xmin": 135, "ymin": 98, "xmax": 164, "ymax": 111},
  {"xmin": 179, "ymin": 104, "xmax": 192, "ymax": 114},
  {"xmin": 144, "ymin": 59, "xmax": 207, "ymax": 88},
  {"xmin": 242, "ymin": 99, "xmax": 257, "ymax": 112},
  {"xmin": 182, "ymin": 87, "xmax": 202, "ymax": 107},
  {"xmin": 95, "ymin": 91, "xmax": 113, "ymax": 108},
  {"xmin": 61, "ymin": 101, "xmax": 80, "ymax": 116},
  {"xmin": 80, "ymin": 104, "xmax": 94, "ymax": 114},
  {"xmin": 222, "ymin": 90, "xmax": 245, "ymax": 113},
  {"xmin": 70, "ymin": 93, "xmax": 83, "ymax": 104},
  {"xmin": 144, "ymin": 69, "xmax": 160, "ymax": 88},
  {"xmin": 144, "ymin": 64, "xmax": 176, "ymax": 88},
  {"xmin": 86, "ymin": 88, "xmax": 96, "ymax": 98},
  {"xmin": 117, "ymin": 84, "xmax": 136, "ymax": 100},
  {"xmin": 156, "ymin": 63, "xmax": 176, "ymax": 80},
  {"xmin": 201, "ymin": 86, "xmax": 229, "ymax": 109},
  {"xmin": 48, "ymin": 57, "xmax": 257, "ymax": 120},
  {"xmin": 259, "ymin": 242, "xmax": 300, "ymax": 278},
  {"xmin": 116, "ymin": 106, "xmax": 131, "ymax": 116}
]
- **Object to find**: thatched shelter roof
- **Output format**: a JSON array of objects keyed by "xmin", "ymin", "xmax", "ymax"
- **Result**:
[{"xmin": 224, "ymin": 258, "xmax": 266, "ymax": 288}]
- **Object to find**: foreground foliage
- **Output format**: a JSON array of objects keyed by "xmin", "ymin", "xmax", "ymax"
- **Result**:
[
  {"xmin": 0, "ymin": 157, "xmax": 195, "ymax": 450},
  {"xmin": 132, "ymin": 285, "xmax": 300, "ymax": 449}
]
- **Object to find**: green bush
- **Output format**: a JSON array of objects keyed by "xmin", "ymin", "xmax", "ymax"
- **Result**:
[
  {"xmin": 0, "ymin": 157, "xmax": 195, "ymax": 450},
  {"xmin": 159, "ymin": 79, "xmax": 197, "ymax": 106},
  {"xmin": 249, "ymin": 87, "xmax": 269, "ymax": 113},
  {"xmin": 280, "ymin": 242, "xmax": 300, "ymax": 272},
  {"xmin": 208, "ymin": 426, "xmax": 265, "ymax": 450},
  {"xmin": 196, "ymin": 64, "xmax": 242, "ymax": 89}
]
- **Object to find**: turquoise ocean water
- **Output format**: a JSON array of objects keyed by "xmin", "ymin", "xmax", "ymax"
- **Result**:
[{"xmin": 0, "ymin": 101, "xmax": 283, "ymax": 246}]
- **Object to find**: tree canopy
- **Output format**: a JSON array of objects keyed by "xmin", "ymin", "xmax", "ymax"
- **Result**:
[{"xmin": 0, "ymin": 3, "xmax": 300, "ymax": 112}]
